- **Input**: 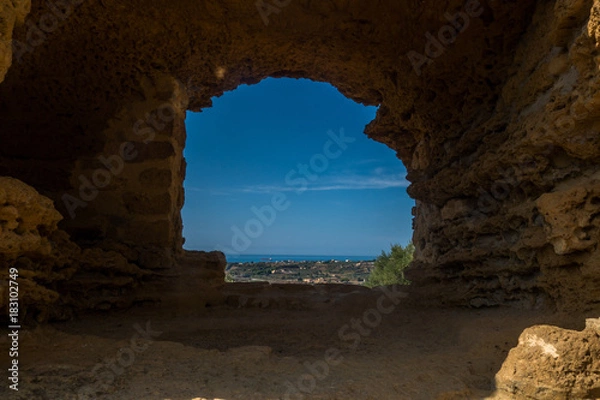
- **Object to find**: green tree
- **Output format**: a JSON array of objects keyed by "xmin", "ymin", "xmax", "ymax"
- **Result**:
[{"xmin": 365, "ymin": 243, "xmax": 414, "ymax": 287}]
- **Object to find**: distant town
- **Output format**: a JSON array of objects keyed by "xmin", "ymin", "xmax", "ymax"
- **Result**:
[{"xmin": 225, "ymin": 259, "xmax": 376, "ymax": 285}]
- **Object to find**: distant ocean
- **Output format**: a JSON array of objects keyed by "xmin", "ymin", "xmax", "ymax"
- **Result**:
[{"xmin": 225, "ymin": 254, "xmax": 376, "ymax": 263}]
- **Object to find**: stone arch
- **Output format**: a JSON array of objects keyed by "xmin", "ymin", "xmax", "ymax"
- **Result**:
[{"xmin": 0, "ymin": 0, "xmax": 599, "ymax": 311}]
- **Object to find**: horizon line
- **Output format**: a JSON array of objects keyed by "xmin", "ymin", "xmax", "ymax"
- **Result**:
[{"xmin": 224, "ymin": 253, "xmax": 377, "ymax": 257}]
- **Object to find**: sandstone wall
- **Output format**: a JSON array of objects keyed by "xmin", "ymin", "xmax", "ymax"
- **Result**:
[
  {"xmin": 0, "ymin": 0, "xmax": 30, "ymax": 82},
  {"xmin": 407, "ymin": 0, "xmax": 600, "ymax": 311},
  {"xmin": 0, "ymin": 0, "xmax": 537, "ymax": 269},
  {"xmin": 0, "ymin": 0, "xmax": 598, "ymax": 311},
  {"xmin": 0, "ymin": 176, "xmax": 148, "ymax": 321},
  {"xmin": 0, "ymin": 175, "xmax": 226, "ymax": 322},
  {"xmin": 61, "ymin": 73, "xmax": 188, "ymax": 269}
]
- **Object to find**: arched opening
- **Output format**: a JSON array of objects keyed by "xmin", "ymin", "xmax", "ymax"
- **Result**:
[
  {"xmin": 1, "ymin": 1, "xmax": 599, "ymax": 399},
  {"xmin": 182, "ymin": 77, "xmax": 414, "ymax": 283}
]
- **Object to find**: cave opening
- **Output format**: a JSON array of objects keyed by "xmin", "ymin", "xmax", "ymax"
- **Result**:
[
  {"xmin": 1, "ymin": 1, "xmax": 600, "ymax": 397},
  {"xmin": 181, "ymin": 77, "xmax": 415, "ymax": 283}
]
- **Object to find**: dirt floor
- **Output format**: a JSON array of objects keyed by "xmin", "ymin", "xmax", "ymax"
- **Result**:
[{"xmin": 1, "ymin": 283, "xmax": 597, "ymax": 400}]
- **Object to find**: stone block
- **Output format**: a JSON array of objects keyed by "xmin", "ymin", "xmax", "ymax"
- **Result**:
[
  {"xmin": 124, "ymin": 219, "xmax": 173, "ymax": 246},
  {"xmin": 139, "ymin": 168, "xmax": 173, "ymax": 187},
  {"xmin": 128, "ymin": 142, "xmax": 175, "ymax": 163},
  {"xmin": 123, "ymin": 192, "xmax": 172, "ymax": 215}
]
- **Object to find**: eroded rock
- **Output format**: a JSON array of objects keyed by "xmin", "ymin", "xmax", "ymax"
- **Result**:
[
  {"xmin": 0, "ymin": 0, "xmax": 30, "ymax": 82},
  {"xmin": 0, "ymin": 177, "xmax": 151, "ymax": 321},
  {"xmin": 0, "ymin": 176, "xmax": 62, "ymax": 257},
  {"xmin": 536, "ymin": 175, "xmax": 600, "ymax": 255},
  {"xmin": 492, "ymin": 321, "xmax": 600, "ymax": 399}
]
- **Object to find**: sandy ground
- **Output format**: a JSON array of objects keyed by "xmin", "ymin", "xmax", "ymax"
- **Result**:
[{"xmin": 1, "ymin": 283, "xmax": 596, "ymax": 400}]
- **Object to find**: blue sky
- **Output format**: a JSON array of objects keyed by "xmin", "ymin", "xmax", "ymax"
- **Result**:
[{"xmin": 182, "ymin": 78, "xmax": 414, "ymax": 256}]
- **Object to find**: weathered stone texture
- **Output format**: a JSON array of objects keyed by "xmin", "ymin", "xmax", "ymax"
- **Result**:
[
  {"xmin": 0, "ymin": 176, "xmax": 226, "ymax": 321},
  {"xmin": 406, "ymin": 0, "xmax": 600, "ymax": 311},
  {"xmin": 0, "ymin": 4, "xmax": 599, "ymax": 396},
  {"xmin": 0, "ymin": 176, "xmax": 61, "ymax": 256},
  {"xmin": 491, "ymin": 319, "xmax": 600, "ymax": 399},
  {"xmin": 0, "ymin": 0, "xmax": 598, "ymax": 312},
  {"xmin": 0, "ymin": 0, "xmax": 30, "ymax": 81},
  {"xmin": 0, "ymin": 177, "xmax": 149, "ymax": 321}
]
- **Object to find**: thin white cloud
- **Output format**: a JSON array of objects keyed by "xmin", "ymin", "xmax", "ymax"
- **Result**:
[
  {"xmin": 185, "ymin": 187, "xmax": 233, "ymax": 196},
  {"xmin": 238, "ymin": 172, "xmax": 410, "ymax": 194},
  {"xmin": 186, "ymin": 169, "xmax": 409, "ymax": 195}
]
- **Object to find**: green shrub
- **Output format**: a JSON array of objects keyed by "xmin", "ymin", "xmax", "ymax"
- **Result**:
[{"xmin": 365, "ymin": 243, "xmax": 414, "ymax": 287}]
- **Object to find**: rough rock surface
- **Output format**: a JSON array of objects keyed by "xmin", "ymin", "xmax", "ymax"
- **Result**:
[
  {"xmin": 0, "ymin": 0, "xmax": 30, "ymax": 81},
  {"xmin": 0, "ymin": 176, "xmax": 62, "ymax": 257},
  {"xmin": 1, "ymin": 1, "xmax": 598, "ymax": 397},
  {"xmin": 0, "ymin": 176, "xmax": 226, "ymax": 322},
  {"xmin": 492, "ymin": 318, "xmax": 600, "ymax": 399},
  {"xmin": 0, "ymin": 0, "xmax": 598, "ymax": 366},
  {"xmin": 0, "ymin": 0, "xmax": 596, "ymax": 311},
  {"xmin": 408, "ymin": 0, "xmax": 600, "ymax": 311}
]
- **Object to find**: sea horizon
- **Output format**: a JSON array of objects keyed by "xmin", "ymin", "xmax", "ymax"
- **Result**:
[{"xmin": 225, "ymin": 254, "xmax": 377, "ymax": 263}]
